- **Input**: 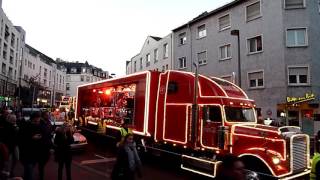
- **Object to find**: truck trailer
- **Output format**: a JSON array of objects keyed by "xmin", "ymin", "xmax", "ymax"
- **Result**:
[{"xmin": 76, "ymin": 70, "xmax": 310, "ymax": 179}]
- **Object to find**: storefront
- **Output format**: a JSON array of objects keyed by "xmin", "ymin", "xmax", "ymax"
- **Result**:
[{"xmin": 277, "ymin": 92, "xmax": 320, "ymax": 136}]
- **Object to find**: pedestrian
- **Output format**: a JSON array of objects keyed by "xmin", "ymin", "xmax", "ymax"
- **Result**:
[
  {"xmin": 5, "ymin": 114, "xmax": 19, "ymax": 178},
  {"xmin": 216, "ymin": 154, "xmax": 246, "ymax": 180},
  {"xmin": 54, "ymin": 123, "xmax": 74, "ymax": 180},
  {"xmin": 37, "ymin": 111, "xmax": 54, "ymax": 180},
  {"xmin": 116, "ymin": 118, "xmax": 132, "ymax": 147},
  {"xmin": 111, "ymin": 133, "xmax": 142, "ymax": 180},
  {"xmin": 310, "ymin": 130, "xmax": 320, "ymax": 180},
  {"xmin": 19, "ymin": 112, "xmax": 44, "ymax": 180},
  {"xmin": 0, "ymin": 142, "xmax": 9, "ymax": 180}
]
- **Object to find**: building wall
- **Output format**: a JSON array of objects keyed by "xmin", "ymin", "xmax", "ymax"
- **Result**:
[
  {"xmin": 127, "ymin": 34, "xmax": 173, "ymax": 74},
  {"xmin": 23, "ymin": 45, "xmax": 66, "ymax": 106},
  {"xmin": 173, "ymin": 0, "xmax": 319, "ymax": 119},
  {"xmin": 65, "ymin": 66, "xmax": 106, "ymax": 97},
  {"xmin": 0, "ymin": 8, "xmax": 25, "ymax": 98}
]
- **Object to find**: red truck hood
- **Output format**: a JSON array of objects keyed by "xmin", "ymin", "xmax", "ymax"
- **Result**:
[{"xmin": 231, "ymin": 124, "xmax": 282, "ymax": 138}]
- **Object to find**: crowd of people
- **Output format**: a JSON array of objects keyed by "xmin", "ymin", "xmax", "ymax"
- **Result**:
[{"xmin": 0, "ymin": 108, "xmax": 75, "ymax": 180}]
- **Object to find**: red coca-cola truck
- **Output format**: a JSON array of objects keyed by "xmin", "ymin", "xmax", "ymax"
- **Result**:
[{"xmin": 76, "ymin": 70, "xmax": 310, "ymax": 179}]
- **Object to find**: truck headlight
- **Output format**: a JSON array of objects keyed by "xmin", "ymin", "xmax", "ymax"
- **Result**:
[{"xmin": 272, "ymin": 156, "xmax": 280, "ymax": 165}]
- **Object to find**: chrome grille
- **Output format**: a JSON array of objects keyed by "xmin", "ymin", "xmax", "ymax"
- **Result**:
[{"xmin": 292, "ymin": 136, "xmax": 308, "ymax": 172}]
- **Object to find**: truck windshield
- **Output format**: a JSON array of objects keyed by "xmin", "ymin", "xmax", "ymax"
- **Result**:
[
  {"xmin": 224, "ymin": 107, "xmax": 256, "ymax": 122},
  {"xmin": 60, "ymin": 102, "xmax": 69, "ymax": 105}
]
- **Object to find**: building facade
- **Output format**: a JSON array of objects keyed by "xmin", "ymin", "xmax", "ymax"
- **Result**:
[
  {"xmin": 22, "ymin": 44, "xmax": 66, "ymax": 106},
  {"xmin": 126, "ymin": 34, "xmax": 173, "ymax": 74},
  {"xmin": 56, "ymin": 59, "xmax": 108, "ymax": 97},
  {"xmin": 172, "ymin": 0, "xmax": 320, "ymax": 133},
  {"xmin": 0, "ymin": 4, "xmax": 26, "ymax": 106}
]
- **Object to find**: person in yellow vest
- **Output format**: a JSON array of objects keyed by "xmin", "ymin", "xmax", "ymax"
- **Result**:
[
  {"xmin": 116, "ymin": 118, "xmax": 132, "ymax": 147},
  {"xmin": 311, "ymin": 131, "xmax": 320, "ymax": 180}
]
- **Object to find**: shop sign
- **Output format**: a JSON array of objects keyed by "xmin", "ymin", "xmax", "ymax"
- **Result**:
[
  {"xmin": 286, "ymin": 93, "xmax": 315, "ymax": 104},
  {"xmin": 0, "ymin": 96, "xmax": 12, "ymax": 101}
]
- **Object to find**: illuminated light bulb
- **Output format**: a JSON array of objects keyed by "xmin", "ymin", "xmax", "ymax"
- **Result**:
[
  {"xmin": 173, "ymin": 144, "xmax": 177, "ymax": 147},
  {"xmin": 93, "ymin": 89, "xmax": 96, "ymax": 93},
  {"xmin": 230, "ymin": 102, "xmax": 234, "ymax": 105},
  {"xmin": 164, "ymin": 141, "xmax": 167, "ymax": 144},
  {"xmin": 201, "ymin": 148, "xmax": 205, "ymax": 151},
  {"xmin": 183, "ymin": 146, "xmax": 187, "ymax": 149},
  {"xmin": 105, "ymin": 89, "xmax": 111, "ymax": 95}
]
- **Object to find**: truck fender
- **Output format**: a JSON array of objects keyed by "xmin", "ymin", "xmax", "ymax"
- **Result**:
[{"xmin": 239, "ymin": 153, "xmax": 275, "ymax": 177}]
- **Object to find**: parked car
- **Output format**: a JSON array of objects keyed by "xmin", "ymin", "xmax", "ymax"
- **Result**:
[
  {"xmin": 52, "ymin": 124, "xmax": 88, "ymax": 150},
  {"xmin": 21, "ymin": 108, "xmax": 41, "ymax": 121}
]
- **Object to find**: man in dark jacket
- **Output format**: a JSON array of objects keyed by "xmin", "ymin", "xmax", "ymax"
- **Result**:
[
  {"xmin": 19, "ymin": 112, "xmax": 44, "ymax": 180},
  {"xmin": 37, "ymin": 111, "xmax": 54, "ymax": 180}
]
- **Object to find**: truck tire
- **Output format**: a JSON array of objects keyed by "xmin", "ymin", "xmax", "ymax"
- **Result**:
[{"xmin": 240, "ymin": 156, "xmax": 275, "ymax": 180}]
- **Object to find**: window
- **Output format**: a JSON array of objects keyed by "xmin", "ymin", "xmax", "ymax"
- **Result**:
[
  {"xmin": 8, "ymin": 67, "xmax": 13, "ymax": 78},
  {"xmin": 1, "ymin": 63, "xmax": 6, "ymax": 74},
  {"xmin": 219, "ymin": 14, "xmax": 231, "ymax": 31},
  {"xmin": 219, "ymin": 44, "xmax": 231, "ymax": 60},
  {"xmin": 139, "ymin": 58, "xmax": 143, "ymax": 70},
  {"xmin": 154, "ymin": 49, "xmax": 158, "ymax": 63},
  {"xmin": 33, "ymin": 64, "xmax": 35, "ymax": 70},
  {"xmin": 197, "ymin": 51, "xmax": 207, "ymax": 65},
  {"xmin": 134, "ymin": 61, "xmax": 137, "ymax": 72},
  {"xmin": 163, "ymin": 44, "xmax": 169, "ymax": 58},
  {"xmin": 202, "ymin": 106, "xmax": 222, "ymax": 122},
  {"xmin": 198, "ymin": 25, "xmax": 207, "ymax": 38},
  {"xmin": 288, "ymin": 66, "xmax": 309, "ymax": 85},
  {"xmin": 82, "ymin": 68, "xmax": 86, "ymax": 73},
  {"xmin": 285, "ymin": 0, "xmax": 305, "ymax": 9},
  {"xmin": 247, "ymin": 36, "xmax": 263, "ymax": 53},
  {"xmin": 166, "ymin": 64, "xmax": 169, "ymax": 70},
  {"xmin": 162, "ymin": 66, "xmax": 165, "ymax": 72},
  {"xmin": 86, "ymin": 76, "xmax": 90, "ymax": 82},
  {"xmin": 146, "ymin": 53, "xmax": 151, "ymax": 67},
  {"xmin": 179, "ymin": 32, "xmax": 187, "ymax": 45},
  {"xmin": 246, "ymin": 1, "xmax": 261, "ymax": 21},
  {"xmin": 25, "ymin": 59, "xmax": 27, "ymax": 66},
  {"xmin": 80, "ymin": 75, "xmax": 84, "ymax": 81},
  {"xmin": 66, "ymin": 83, "xmax": 70, "ymax": 91},
  {"xmin": 286, "ymin": 28, "xmax": 307, "ymax": 47},
  {"xmin": 71, "ymin": 68, "xmax": 77, "ymax": 73},
  {"xmin": 248, "ymin": 71, "xmax": 264, "ymax": 88},
  {"xmin": 3, "ymin": 43, "xmax": 7, "ymax": 60},
  {"xmin": 178, "ymin": 57, "xmax": 187, "ymax": 69},
  {"xmin": 66, "ymin": 75, "xmax": 70, "ymax": 81},
  {"xmin": 225, "ymin": 107, "xmax": 255, "ymax": 122}
]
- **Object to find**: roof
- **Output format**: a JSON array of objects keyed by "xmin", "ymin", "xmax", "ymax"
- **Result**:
[
  {"xmin": 150, "ymin": 36, "xmax": 162, "ymax": 41},
  {"xmin": 25, "ymin": 44, "xmax": 56, "ymax": 65},
  {"xmin": 173, "ymin": 0, "xmax": 243, "ymax": 31}
]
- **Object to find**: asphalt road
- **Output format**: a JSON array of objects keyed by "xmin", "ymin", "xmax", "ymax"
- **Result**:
[{"xmin": 13, "ymin": 128, "xmax": 206, "ymax": 180}]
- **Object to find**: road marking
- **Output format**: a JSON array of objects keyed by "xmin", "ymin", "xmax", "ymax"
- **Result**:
[
  {"xmin": 81, "ymin": 158, "xmax": 116, "ymax": 165},
  {"xmin": 94, "ymin": 154, "xmax": 109, "ymax": 159}
]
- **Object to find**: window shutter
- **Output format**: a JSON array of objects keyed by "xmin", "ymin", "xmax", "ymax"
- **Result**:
[
  {"xmin": 247, "ymin": 2, "xmax": 260, "ymax": 20},
  {"xmin": 289, "ymin": 67, "xmax": 308, "ymax": 75},
  {"xmin": 219, "ymin": 15, "xmax": 230, "ymax": 30},
  {"xmin": 285, "ymin": 0, "xmax": 304, "ymax": 8}
]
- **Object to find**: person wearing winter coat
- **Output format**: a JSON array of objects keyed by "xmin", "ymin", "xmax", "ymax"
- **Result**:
[
  {"xmin": 54, "ymin": 123, "xmax": 74, "ymax": 180},
  {"xmin": 111, "ymin": 133, "xmax": 142, "ymax": 180},
  {"xmin": 19, "ymin": 112, "xmax": 44, "ymax": 180}
]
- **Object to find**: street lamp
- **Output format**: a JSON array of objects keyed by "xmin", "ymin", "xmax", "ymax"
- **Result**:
[{"xmin": 231, "ymin": 29, "xmax": 241, "ymax": 88}]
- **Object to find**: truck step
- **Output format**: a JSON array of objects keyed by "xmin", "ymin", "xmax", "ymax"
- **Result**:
[{"xmin": 181, "ymin": 155, "xmax": 221, "ymax": 178}]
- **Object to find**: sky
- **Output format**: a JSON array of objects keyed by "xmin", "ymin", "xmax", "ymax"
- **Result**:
[{"xmin": 3, "ymin": 0, "xmax": 232, "ymax": 76}]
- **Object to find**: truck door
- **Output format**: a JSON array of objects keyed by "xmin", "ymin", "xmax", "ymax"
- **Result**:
[{"xmin": 200, "ymin": 105, "xmax": 223, "ymax": 149}]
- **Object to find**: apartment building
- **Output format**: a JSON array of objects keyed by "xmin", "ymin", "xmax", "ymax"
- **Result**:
[
  {"xmin": 126, "ymin": 34, "xmax": 173, "ymax": 74},
  {"xmin": 23, "ymin": 44, "xmax": 66, "ymax": 106},
  {"xmin": 0, "ymin": 4, "xmax": 25, "ymax": 106},
  {"xmin": 172, "ymin": 0, "xmax": 320, "ymax": 133},
  {"xmin": 56, "ymin": 59, "xmax": 108, "ymax": 97}
]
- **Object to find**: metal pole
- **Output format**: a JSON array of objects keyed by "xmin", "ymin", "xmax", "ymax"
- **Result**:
[
  {"xmin": 32, "ymin": 85, "xmax": 35, "ymax": 110},
  {"xmin": 192, "ymin": 62, "xmax": 199, "ymax": 148}
]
